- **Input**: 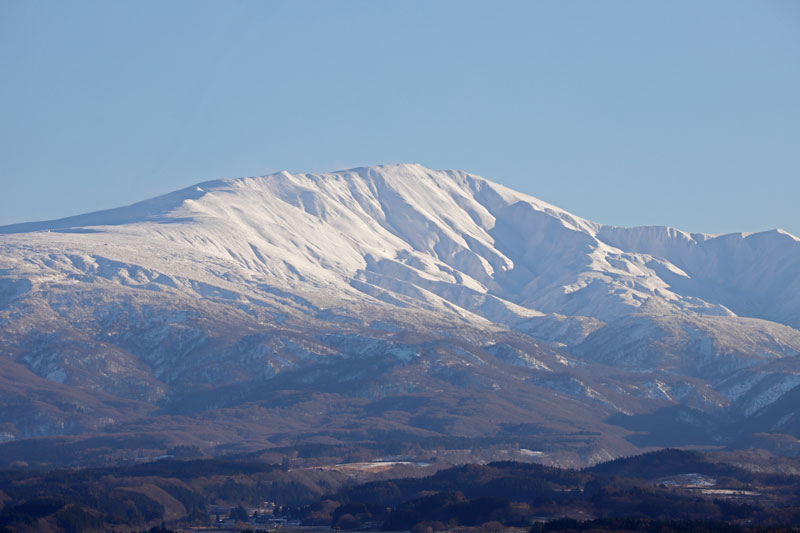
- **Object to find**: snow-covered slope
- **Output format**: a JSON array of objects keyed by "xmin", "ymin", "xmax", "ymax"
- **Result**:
[
  {"xmin": 3, "ymin": 164, "xmax": 796, "ymax": 327},
  {"xmin": 0, "ymin": 164, "xmax": 798, "ymax": 457}
]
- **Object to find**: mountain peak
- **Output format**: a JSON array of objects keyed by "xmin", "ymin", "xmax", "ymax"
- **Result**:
[
  {"xmin": 1, "ymin": 164, "xmax": 799, "ymax": 462},
  {"xmin": 1, "ymin": 163, "xmax": 796, "ymax": 330}
]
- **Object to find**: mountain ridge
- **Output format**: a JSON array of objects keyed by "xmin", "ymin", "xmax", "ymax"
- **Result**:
[{"xmin": 0, "ymin": 163, "xmax": 798, "ymax": 464}]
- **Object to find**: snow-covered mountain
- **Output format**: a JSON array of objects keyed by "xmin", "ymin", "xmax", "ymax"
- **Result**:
[{"xmin": 1, "ymin": 164, "xmax": 798, "ymax": 464}]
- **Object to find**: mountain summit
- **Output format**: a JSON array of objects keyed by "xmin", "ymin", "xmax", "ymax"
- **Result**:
[
  {"xmin": 4, "ymin": 163, "xmax": 797, "ymax": 327},
  {"xmin": 1, "ymin": 164, "xmax": 798, "ymax": 465}
]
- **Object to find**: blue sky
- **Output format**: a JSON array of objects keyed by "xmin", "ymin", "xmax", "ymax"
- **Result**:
[{"xmin": 1, "ymin": 1, "xmax": 798, "ymax": 236}]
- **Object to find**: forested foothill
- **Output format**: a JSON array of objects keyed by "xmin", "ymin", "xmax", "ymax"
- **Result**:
[{"xmin": 0, "ymin": 449, "xmax": 798, "ymax": 532}]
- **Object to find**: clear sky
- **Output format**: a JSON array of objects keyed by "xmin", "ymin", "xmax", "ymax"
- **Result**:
[{"xmin": 1, "ymin": 1, "xmax": 798, "ymax": 236}]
